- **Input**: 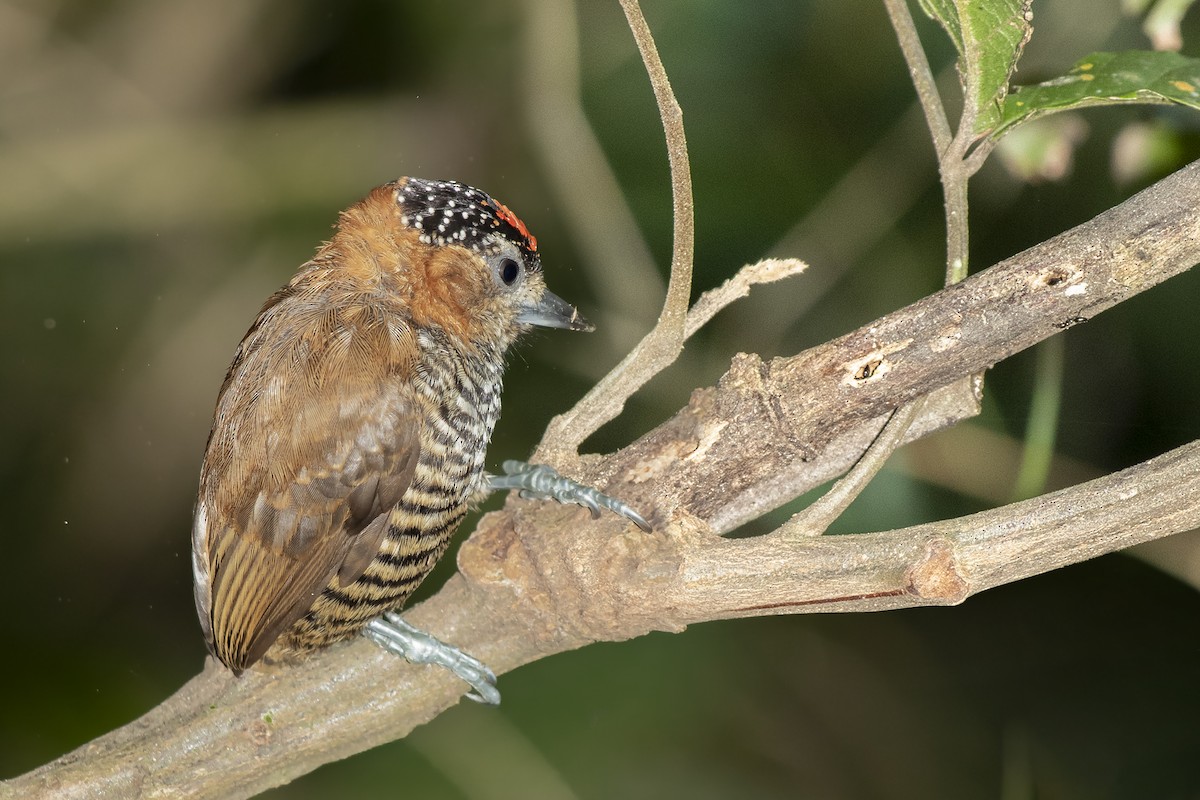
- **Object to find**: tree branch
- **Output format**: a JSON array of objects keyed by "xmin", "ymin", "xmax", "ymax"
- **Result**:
[
  {"xmin": 609, "ymin": 159, "xmax": 1200, "ymax": 533},
  {"xmin": 7, "ymin": 155, "xmax": 1200, "ymax": 800}
]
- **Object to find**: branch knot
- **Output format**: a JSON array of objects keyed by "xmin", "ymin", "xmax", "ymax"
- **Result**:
[{"xmin": 905, "ymin": 538, "xmax": 969, "ymax": 604}]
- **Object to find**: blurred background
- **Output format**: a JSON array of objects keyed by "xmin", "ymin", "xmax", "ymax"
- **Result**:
[{"xmin": 3, "ymin": 1, "xmax": 1200, "ymax": 797}]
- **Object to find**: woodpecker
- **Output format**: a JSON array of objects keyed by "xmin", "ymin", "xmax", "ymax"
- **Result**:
[{"xmin": 192, "ymin": 177, "xmax": 647, "ymax": 703}]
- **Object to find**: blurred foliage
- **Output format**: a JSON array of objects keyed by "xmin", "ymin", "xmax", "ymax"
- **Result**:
[{"xmin": 2, "ymin": 1, "xmax": 1200, "ymax": 797}]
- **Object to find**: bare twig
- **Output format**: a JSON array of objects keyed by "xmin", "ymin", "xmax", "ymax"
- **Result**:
[
  {"xmin": 823, "ymin": 0, "xmax": 1034, "ymax": 528},
  {"xmin": 805, "ymin": 0, "xmax": 975, "ymax": 534},
  {"xmin": 882, "ymin": 0, "xmax": 954, "ymax": 157},
  {"xmin": 775, "ymin": 398, "xmax": 927, "ymax": 540},
  {"xmin": 683, "ymin": 258, "xmax": 808, "ymax": 340},
  {"xmin": 536, "ymin": 0, "xmax": 695, "ymax": 461},
  {"xmin": 882, "ymin": 0, "xmax": 972, "ymax": 283}
]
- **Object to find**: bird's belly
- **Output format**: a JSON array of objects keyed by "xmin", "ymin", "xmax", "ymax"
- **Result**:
[{"xmin": 281, "ymin": 417, "xmax": 492, "ymax": 652}]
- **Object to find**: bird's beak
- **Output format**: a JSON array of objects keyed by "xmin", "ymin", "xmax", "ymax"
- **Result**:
[{"xmin": 517, "ymin": 289, "xmax": 594, "ymax": 332}]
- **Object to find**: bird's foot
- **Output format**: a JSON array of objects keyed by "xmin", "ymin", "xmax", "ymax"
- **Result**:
[
  {"xmin": 489, "ymin": 460, "xmax": 652, "ymax": 532},
  {"xmin": 364, "ymin": 612, "xmax": 500, "ymax": 705}
]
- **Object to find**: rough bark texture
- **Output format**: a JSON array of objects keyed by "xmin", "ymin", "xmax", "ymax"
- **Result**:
[
  {"xmin": 6, "ymin": 161, "xmax": 1200, "ymax": 799},
  {"xmin": 577, "ymin": 157, "xmax": 1200, "ymax": 534}
]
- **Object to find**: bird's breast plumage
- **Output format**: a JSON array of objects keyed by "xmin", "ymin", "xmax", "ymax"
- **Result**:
[{"xmin": 410, "ymin": 326, "xmax": 505, "ymax": 504}]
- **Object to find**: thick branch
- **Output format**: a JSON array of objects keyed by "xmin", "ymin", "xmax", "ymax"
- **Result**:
[
  {"xmin": 8, "ymin": 161, "xmax": 1200, "ymax": 799},
  {"xmin": 603, "ymin": 159, "xmax": 1200, "ymax": 533},
  {"xmin": 13, "ymin": 433, "xmax": 1200, "ymax": 799}
]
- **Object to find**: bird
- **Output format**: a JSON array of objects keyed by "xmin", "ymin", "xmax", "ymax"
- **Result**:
[{"xmin": 191, "ymin": 177, "xmax": 648, "ymax": 703}]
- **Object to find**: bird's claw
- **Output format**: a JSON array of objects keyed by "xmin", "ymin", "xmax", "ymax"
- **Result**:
[
  {"xmin": 364, "ymin": 613, "xmax": 500, "ymax": 705},
  {"xmin": 490, "ymin": 460, "xmax": 652, "ymax": 532}
]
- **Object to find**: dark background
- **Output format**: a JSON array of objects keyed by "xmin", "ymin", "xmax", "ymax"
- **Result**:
[{"xmin": 2, "ymin": 2, "xmax": 1199, "ymax": 797}]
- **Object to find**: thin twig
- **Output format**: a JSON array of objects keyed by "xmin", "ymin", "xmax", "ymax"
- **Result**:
[
  {"xmin": 619, "ymin": 0, "xmax": 694, "ymax": 326},
  {"xmin": 882, "ymin": 0, "xmax": 971, "ymax": 283},
  {"xmin": 535, "ymin": 0, "xmax": 695, "ymax": 461},
  {"xmin": 775, "ymin": 398, "xmax": 927, "ymax": 540},
  {"xmin": 796, "ymin": 0, "xmax": 971, "ymax": 535},
  {"xmin": 941, "ymin": 177, "xmax": 970, "ymax": 284},
  {"xmin": 882, "ymin": 0, "xmax": 953, "ymax": 158},
  {"xmin": 683, "ymin": 258, "xmax": 807, "ymax": 340}
]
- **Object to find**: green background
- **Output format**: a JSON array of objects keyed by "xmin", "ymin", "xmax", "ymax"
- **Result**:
[{"xmin": 2, "ymin": 1, "xmax": 1199, "ymax": 797}]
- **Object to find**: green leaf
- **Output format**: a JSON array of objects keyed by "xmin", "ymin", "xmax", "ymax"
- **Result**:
[
  {"xmin": 917, "ymin": 0, "xmax": 1034, "ymax": 134},
  {"xmin": 996, "ymin": 50, "xmax": 1200, "ymax": 137}
]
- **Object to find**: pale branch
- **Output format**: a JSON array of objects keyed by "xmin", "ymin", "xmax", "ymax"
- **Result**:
[
  {"xmin": 593, "ymin": 159, "xmax": 1200, "ymax": 535},
  {"xmin": 657, "ymin": 437, "xmax": 1200, "ymax": 619},
  {"xmin": 683, "ymin": 258, "xmax": 808, "ymax": 340},
  {"xmin": 7, "ymin": 158, "xmax": 1200, "ymax": 800},
  {"xmin": 536, "ymin": 0, "xmax": 696, "ymax": 461}
]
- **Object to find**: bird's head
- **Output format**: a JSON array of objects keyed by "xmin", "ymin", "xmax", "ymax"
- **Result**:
[{"xmin": 333, "ymin": 177, "xmax": 592, "ymax": 352}]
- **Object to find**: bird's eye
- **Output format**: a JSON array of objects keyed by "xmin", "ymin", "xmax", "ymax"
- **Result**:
[{"xmin": 497, "ymin": 257, "xmax": 521, "ymax": 286}]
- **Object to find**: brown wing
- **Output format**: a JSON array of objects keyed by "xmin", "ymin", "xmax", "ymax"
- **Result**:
[{"xmin": 193, "ymin": 289, "xmax": 420, "ymax": 672}]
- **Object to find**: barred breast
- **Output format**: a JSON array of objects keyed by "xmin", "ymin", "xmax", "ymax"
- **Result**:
[{"xmin": 282, "ymin": 327, "xmax": 504, "ymax": 651}]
